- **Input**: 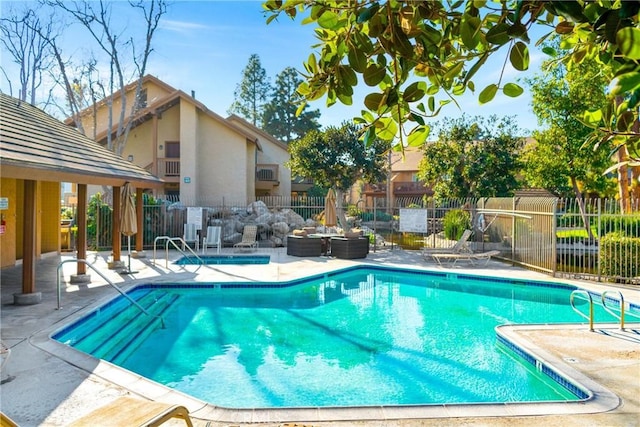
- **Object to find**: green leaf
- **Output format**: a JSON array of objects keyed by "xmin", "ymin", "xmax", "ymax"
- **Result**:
[
  {"xmin": 509, "ymin": 41, "xmax": 529, "ymax": 71},
  {"xmin": 428, "ymin": 96, "xmax": 435, "ymax": 112},
  {"xmin": 375, "ymin": 117, "xmax": 398, "ymax": 141},
  {"xmin": 407, "ymin": 126, "xmax": 430, "ymax": 147},
  {"xmin": 364, "ymin": 92, "xmax": 384, "ymax": 112},
  {"xmin": 582, "ymin": 109, "xmax": 603, "ymax": 127},
  {"xmin": 317, "ymin": 11, "xmax": 339, "ymax": 29},
  {"xmin": 461, "ymin": 15, "xmax": 481, "ymax": 49},
  {"xmin": 485, "ymin": 23, "xmax": 510, "ymax": 45},
  {"xmin": 609, "ymin": 71, "xmax": 640, "ymax": 96},
  {"xmin": 410, "ymin": 112, "xmax": 425, "ymax": 126},
  {"xmin": 616, "ymin": 27, "xmax": 640, "ymax": 60},
  {"xmin": 363, "ymin": 127, "xmax": 375, "ymax": 147},
  {"xmin": 338, "ymin": 65, "xmax": 358, "ymax": 87},
  {"xmin": 506, "ymin": 23, "xmax": 530, "ymax": 43},
  {"xmin": 347, "ymin": 49, "xmax": 367, "ymax": 73},
  {"xmin": 403, "ymin": 81, "xmax": 426, "ymax": 103},
  {"xmin": 357, "ymin": 3, "xmax": 379, "ymax": 24},
  {"xmin": 503, "ymin": 82, "xmax": 524, "ymax": 97},
  {"xmin": 364, "ymin": 64, "xmax": 386, "ymax": 86},
  {"xmin": 478, "ymin": 84, "xmax": 498, "ymax": 104}
]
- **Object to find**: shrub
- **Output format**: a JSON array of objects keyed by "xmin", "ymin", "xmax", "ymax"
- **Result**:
[
  {"xmin": 443, "ymin": 209, "xmax": 471, "ymax": 240},
  {"xmin": 599, "ymin": 232, "xmax": 640, "ymax": 280},
  {"xmin": 600, "ymin": 215, "xmax": 640, "ymax": 237}
]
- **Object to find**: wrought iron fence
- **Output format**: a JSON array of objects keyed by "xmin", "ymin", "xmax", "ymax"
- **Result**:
[{"xmin": 66, "ymin": 195, "xmax": 639, "ymax": 284}]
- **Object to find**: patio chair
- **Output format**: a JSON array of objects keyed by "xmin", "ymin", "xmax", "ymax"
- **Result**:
[
  {"xmin": 182, "ymin": 223, "xmax": 199, "ymax": 252},
  {"xmin": 233, "ymin": 225, "xmax": 258, "ymax": 252},
  {"xmin": 422, "ymin": 229, "xmax": 473, "ymax": 260},
  {"xmin": 202, "ymin": 226, "xmax": 222, "ymax": 254},
  {"xmin": 68, "ymin": 396, "xmax": 193, "ymax": 427},
  {"xmin": 431, "ymin": 250, "xmax": 501, "ymax": 267}
]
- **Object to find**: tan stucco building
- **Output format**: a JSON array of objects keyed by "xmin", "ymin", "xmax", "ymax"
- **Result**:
[{"xmin": 69, "ymin": 75, "xmax": 291, "ymax": 204}]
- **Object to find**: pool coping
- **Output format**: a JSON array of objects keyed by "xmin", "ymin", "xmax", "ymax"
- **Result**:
[{"xmin": 31, "ymin": 268, "xmax": 630, "ymax": 424}]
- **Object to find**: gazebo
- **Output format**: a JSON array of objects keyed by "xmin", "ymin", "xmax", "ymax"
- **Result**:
[{"xmin": 0, "ymin": 93, "xmax": 163, "ymax": 304}]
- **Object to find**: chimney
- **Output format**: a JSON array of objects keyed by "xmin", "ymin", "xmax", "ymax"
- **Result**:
[{"xmin": 191, "ymin": 90, "xmax": 195, "ymax": 99}]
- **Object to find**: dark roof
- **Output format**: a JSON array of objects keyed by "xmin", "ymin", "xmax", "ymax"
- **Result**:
[{"xmin": 0, "ymin": 93, "xmax": 163, "ymax": 188}]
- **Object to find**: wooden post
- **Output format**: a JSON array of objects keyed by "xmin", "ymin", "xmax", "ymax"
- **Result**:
[
  {"xmin": 22, "ymin": 180, "xmax": 36, "ymax": 294},
  {"xmin": 76, "ymin": 184, "xmax": 87, "ymax": 275},
  {"xmin": 112, "ymin": 186, "xmax": 121, "ymax": 262},
  {"xmin": 136, "ymin": 187, "xmax": 144, "ymax": 253}
]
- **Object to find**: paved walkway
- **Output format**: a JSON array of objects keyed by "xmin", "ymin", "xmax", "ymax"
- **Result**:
[{"xmin": 1, "ymin": 248, "xmax": 639, "ymax": 426}]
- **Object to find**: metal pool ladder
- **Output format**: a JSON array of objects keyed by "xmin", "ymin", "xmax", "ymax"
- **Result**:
[
  {"xmin": 570, "ymin": 289, "xmax": 633, "ymax": 331},
  {"xmin": 153, "ymin": 236, "xmax": 204, "ymax": 268},
  {"xmin": 570, "ymin": 290, "xmax": 594, "ymax": 331},
  {"xmin": 56, "ymin": 259, "xmax": 165, "ymax": 328}
]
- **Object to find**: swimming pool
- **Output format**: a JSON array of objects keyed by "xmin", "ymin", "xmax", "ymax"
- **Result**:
[
  {"xmin": 53, "ymin": 265, "xmax": 635, "ymax": 409},
  {"xmin": 175, "ymin": 254, "xmax": 270, "ymax": 265}
]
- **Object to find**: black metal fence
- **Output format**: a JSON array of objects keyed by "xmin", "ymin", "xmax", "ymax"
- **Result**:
[{"xmin": 63, "ymin": 195, "xmax": 639, "ymax": 284}]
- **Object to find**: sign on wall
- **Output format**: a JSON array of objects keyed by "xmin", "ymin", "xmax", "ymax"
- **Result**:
[
  {"xmin": 186, "ymin": 207, "xmax": 203, "ymax": 230},
  {"xmin": 399, "ymin": 208, "xmax": 428, "ymax": 233}
]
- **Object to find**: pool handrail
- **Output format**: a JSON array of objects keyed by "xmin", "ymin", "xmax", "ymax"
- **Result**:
[
  {"xmin": 601, "ymin": 290, "xmax": 627, "ymax": 330},
  {"xmin": 153, "ymin": 236, "xmax": 204, "ymax": 268},
  {"xmin": 569, "ymin": 289, "xmax": 594, "ymax": 331},
  {"xmin": 56, "ymin": 259, "xmax": 165, "ymax": 328}
]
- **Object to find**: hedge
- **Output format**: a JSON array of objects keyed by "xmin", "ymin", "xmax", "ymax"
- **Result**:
[{"xmin": 599, "ymin": 232, "xmax": 640, "ymax": 280}]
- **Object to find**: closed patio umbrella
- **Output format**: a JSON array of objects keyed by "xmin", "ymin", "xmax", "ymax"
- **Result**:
[
  {"xmin": 324, "ymin": 188, "xmax": 337, "ymax": 228},
  {"xmin": 120, "ymin": 182, "xmax": 138, "ymax": 274}
]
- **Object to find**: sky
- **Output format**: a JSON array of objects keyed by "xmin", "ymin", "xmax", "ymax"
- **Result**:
[{"xmin": 0, "ymin": 1, "xmax": 547, "ymax": 136}]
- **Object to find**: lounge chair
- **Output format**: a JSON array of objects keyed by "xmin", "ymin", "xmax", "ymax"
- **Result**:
[
  {"xmin": 431, "ymin": 250, "xmax": 501, "ymax": 266},
  {"xmin": 422, "ymin": 229, "xmax": 473, "ymax": 260},
  {"xmin": 68, "ymin": 396, "xmax": 193, "ymax": 427},
  {"xmin": 233, "ymin": 225, "xmax": 258, "ymax": 252},
  {"xmin": 202, "ymin": 225, "xmax": 222, "ymax": 254},
  {"xmin": 182, "ymin": 223, "xmax": 199, "ymax": 252}
]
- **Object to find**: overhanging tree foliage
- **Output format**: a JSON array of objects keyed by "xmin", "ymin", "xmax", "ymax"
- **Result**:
[
  {"xmin": 263, "ymin": 1, "xmax": 640, "ymax": 177},
  {"xmin": 417, "ymin": 115, "xmax": 523, "ymax": 200},
  {"xmin": 287, "ymin": 122, "xmax": 388, "ymax": 228}
]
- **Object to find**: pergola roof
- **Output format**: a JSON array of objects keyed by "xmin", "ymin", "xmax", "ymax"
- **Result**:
[{"xmin": 0, "ymin": 93, "xmax": 163, "ymax": 188}]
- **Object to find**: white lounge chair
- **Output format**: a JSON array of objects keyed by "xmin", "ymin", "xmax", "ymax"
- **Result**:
[
  {"xmin": 202, "ymin": 226, "xmax": 222, "ymax": 254},
  {"xmin": 431, "ymin": 250, "xmax": 501, "ymax": 266},
  {"xmin": 422, "ymin": 229, "xmax": 473, "ymax": 260},
  {"xmin": 182, "ymin": 223, "xmax": 199, "ymax": 252},
  {"xmin": 233, "ymin": 225, "xmax": 258, "ymax": 252}
]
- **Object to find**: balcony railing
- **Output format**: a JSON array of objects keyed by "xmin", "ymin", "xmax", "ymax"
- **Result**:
[{"xmin": 155, "ymin": 158, "xmax": 180, "ymax": 181}]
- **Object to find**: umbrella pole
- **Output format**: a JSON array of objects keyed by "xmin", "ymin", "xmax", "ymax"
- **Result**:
[{"xmin": 121, "ymin": 235, "xmax": 138, "ymax": 275}]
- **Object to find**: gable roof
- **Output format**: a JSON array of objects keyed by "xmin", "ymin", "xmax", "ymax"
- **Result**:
[
  {"xmin": 0, "ymin": 93, "xmax": 163, "ymax": 188},
  {"xmin": 226, "ymin": 114, "xmax": 288, "ymax": 151},
  {"xmin": 68, "ymin": 75, "xmax": 260, "ymax": 149}
]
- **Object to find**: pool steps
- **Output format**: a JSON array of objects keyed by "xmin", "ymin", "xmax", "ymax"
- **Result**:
[{"xmin": 57, "ymin": 290, "xmax": 179, "ymax": 363}]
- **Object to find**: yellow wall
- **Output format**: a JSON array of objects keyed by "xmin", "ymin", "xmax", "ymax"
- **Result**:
[
  {"xmin": 41, "ymin": 181, "xmax": 61, "ymax": 253},
  {"xmin": 0, "ymin": 178, "xmax": 17, "ymax": 268},
  {"xmin": 0, "ymin": 179, "xmax": 59, "ymax": 268},
  {"xmin": 196, "ymin": 109, "xmax": 250, "ymax": 203}
]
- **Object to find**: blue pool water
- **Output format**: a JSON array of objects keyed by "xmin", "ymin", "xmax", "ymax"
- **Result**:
[
  {"xmin": 175, "ymin": 254, "xmax": 270, "ymax": 265},
  {"xmin": 54, "ymin": 266, "xmax": 636, "ymax": 409}
]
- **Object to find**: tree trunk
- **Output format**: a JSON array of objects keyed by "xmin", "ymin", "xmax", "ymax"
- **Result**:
[{"xmin": 571, "ymin": 176, "xmax": 594, "ymax": 240}]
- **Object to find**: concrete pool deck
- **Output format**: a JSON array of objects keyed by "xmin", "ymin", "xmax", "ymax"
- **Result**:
[{"xmin": 1, "ymin": 247, "xmax": 639, "ymax": 427}]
